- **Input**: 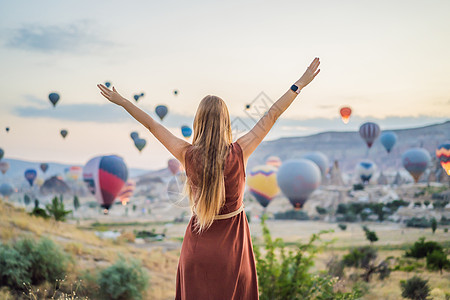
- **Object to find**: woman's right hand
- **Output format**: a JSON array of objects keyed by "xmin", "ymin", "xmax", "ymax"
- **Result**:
[
  {"xmin": 97, "ymin": 84, "xmax": 127, "ymax": 106},
  {"xmin": 295, "ymin": 57, "xmax": 320, "ymax": 89}
]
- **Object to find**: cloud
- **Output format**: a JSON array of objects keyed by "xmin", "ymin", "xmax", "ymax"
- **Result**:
[{"xmin": 5, "ymin": 20, "xmax": 112, "ymax": 53}]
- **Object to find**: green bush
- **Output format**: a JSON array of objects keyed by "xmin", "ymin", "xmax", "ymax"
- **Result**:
[
  {"xmin": 400, "ymin": 276, "xmax": 430, "ymax": 300},
  {"xmin": 315, "ymin": 206, "xmax": 327, "ymax": 215},
  {"xmin": 406, "ymin": 217, "xmax": 431, "ymax": 228},
  {"xmin": 353, "ymin": 183, "xmax": 364, "ymax": 191},
  {"xmin": 362, "ymin": 226, "xmax": 378, "ymax": 244},
  {"xmin": 393, "ymin": 257, "xmax": 425, "ymax": 272},
  {"xmin": 97, "ymin": 257, "xmax": 149, "ymax": 300},
  {"xmin": 405, "ymin": 237, "xmax": 443, "ymax": 259},
  {"xmin": 440, "ymin": 216, "xmax": 450, "ymax": 225},
  {"xmin": 338, "ymin": 223, "xmax": 347, "ymax": 231},
  {"xmin": 46, "ymin": 196, "xmax": 72, "ymax": 221},
  {"xmin": 426, "ymin": 250, "xmax": 449, "ymax": 274},
  {"xmin": 273, "ymin": 210, "xmax": 309, "ymax": 220},
  {"xmin": 342, "ymin": 246, "xmax": 390, "ymax": 282},
  {"xmin": 254, "ymin": 216, "xmax": 364, "ymax": 299},
  {"xmin": 0, "ymin": 238, "xmax": 68, "ymax": 291},
  {"xmin": 336, "ymin": 212, "xmax": 357, "ymax": 222}
]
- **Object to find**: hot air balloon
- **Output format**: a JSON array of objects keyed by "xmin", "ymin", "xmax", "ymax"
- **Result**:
[
  {"xmin": 133, "ymin": 94, "xmax": 140, "ymax": 102},
  {"xmin": 380, "ymin": 131, "xmax": 397, "ymax": 153},
  {"xmin": 40, "ymin": 163, "xmax": 49, "ymax": 173},
  {"xmin": 276, "ymin": 159, "xmax": 321, "ymax": 210},
  {"xmin": 339, "ymin": 107, "xmax": 352, "ymax": 124},
  {"xmin": 82, "ymin": 155, "xmax": 128, "ymax": 210},
  {"xmin": 117, "ymin": 180, "xmax": 136, "ymax": 205},
  {"xmin": 181, "ymin": 125, "xmax": 192, "ymax": 139},
  {"xmin": 168, "ymin": 158, "xmax": 181, "ymax": 175},
  {"xmin": 134, "ymin": 138, "xmax": 146, "ymax": 152},
  {"xmin": 140, "ymin": 92, "xmax": 144, "ymax": 97},
  {"xmin": 105, "ymin": 81, "xmax": 111, "ymax": 88},
  {"xmin": 24, "ymin": 169, "xmax": 37, "ymax": 186},
  {"xmin": 66, "ymin": 166, "xmax": 83, "ymax": 181},
  {"xmin": 0, "ymin": 183, "xmax": 14, "ymax": 198},
  {"xmin": 173, "ymin": 90, "xmax": 179, "ymax": 96},
  {"xmin": 436, "ymin": 143, "xmax": 450, "ymax": 176},
  {"xmin": 60, "ymin": 129, "xmax": 68, "ymax": 139},
  {"xmin": 0, "ymin": 148, "xmax": 3, "ymax": 160},
  {"xmin": 402, "ymin": 148, "xmax": 431, "ymax": 183},
  {"xmin": 49, "ymin": 93, "xmax": 60, "ymax": 107},
  {"xmin": 245, "ymin": 104, "xmax": 251, "ymax": 110},
  {"xmin": 247, "ymin": 165, "xmax": 280, "ymax": 208},
  {"xmin": 359, "ymin": 122, "xmax": 380, "ymax": 148},
  {"xmin": 130, "ymin": 131, "xmax": 139, "ymax": 141},
  {"xmin": 155, "ymin": 105, "xmax": 168, "ymax": 121},
  {"xmin": 265, "ymin": 156, "xmax": 282, "ymax": 168},
  {"xmin": 302, "ymin": 152, "xmax": 330, "ymax": 178},
  {"xmin": 0, "ymin": 161, "xmax": 10, "ymax": 174},
  {"xmin": 5, "ymin": 127, "xmax": 9, "ymax": 133},
  {"xmin": 356, "ymin": 160, "xmax": 376, "ymax": 183}
]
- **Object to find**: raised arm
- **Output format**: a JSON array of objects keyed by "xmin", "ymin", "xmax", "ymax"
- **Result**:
[
  {"xmin": 237, "ymin": 58, "xmax": 320, "ymax": 164},
  {"xmin": 97, "ymin": 84, "xmax": 190, "ymax": 166}
]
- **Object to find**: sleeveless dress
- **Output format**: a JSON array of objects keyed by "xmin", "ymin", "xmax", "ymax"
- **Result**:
[{"xmin": 175, "ymin": 142, "xmax": 259, "ymax": 300}]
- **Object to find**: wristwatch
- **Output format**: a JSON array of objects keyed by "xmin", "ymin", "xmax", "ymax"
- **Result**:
[{"xmin": 290, "ymin": 84, "xmax": 301, "ymax": 94}]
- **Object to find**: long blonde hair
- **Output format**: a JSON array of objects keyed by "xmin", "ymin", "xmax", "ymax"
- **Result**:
[{"xmin": 185, "ymin": 95, "xmax": 233, "ymax": 232}]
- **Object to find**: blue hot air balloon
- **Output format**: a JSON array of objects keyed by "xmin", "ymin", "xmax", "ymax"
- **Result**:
[
  {"xmin": 133, "ymin": 94, "xmax": 140, "ymax": 102},
  {"xmin": 40, "ymin": 163, "xmax": 49, "ymax": 173},
  {"xmin": 105, "ymin": 81, "xmax": 111, "ymax": 88},
  {"xmin": 155, "ymin": 105, "xmax": 168, "ymax": 121},
  {"xmin": 130, "ymin": 131, "xmax": 139, "ymax": 141},
  {"xmin": 0, "ymin": 183, "xmax": 14, "ymax": 197},
  {"xmin": 173, "ymin": 90, "xmax": 179, "ymax": 96},
  {"xmin": 24, "ymin": 169, "xmax": 37, "ymax": 186},
  {"xmin": 140, "ymin": 92, "xmax": 145, "ymax": 97},
  {"xmin": 49, "ymin": 93, "xmax": 60, "ymax": 107},
  {"xmin": 380, "ymin": 131, "xmax": 398, "ymax": 153},
  {"xmin": 0, "ymin": 148, "xmax": 4, "ymax": 160},
  {"xmin": 356, "ymin": 160, "xmax": 376, "ymax": 183},
  {"xmin": 82, "ymin": 155, "xmax": 128, "ymax": 210},
  {"xmin": 134, "ymin": 138, "xmax": 146, "ymax": 152},
  {"xmin": 181, "ymin": 125, "xmax": 192, "ymax": 139},
  {"xmin": 5, "ymin": 127, "xmax": 9, "ymax": 133},
  {"xmin": 60, "ymin": 129, "xmax": 68, "ymax": 139},
  {"xmin": 276, "ymin": 159, "xmax": 321, "ymax": 210},
  {"xmin": 302, "ymin": 152, "xmax": 329, "ymax": 178},
  {"xmin": 402, "ymin": 148, "xmax": 431, "ymax": 183},
  {"xmin": 359, "ymin": 122, "xmax": 380, "ymax": 148}
]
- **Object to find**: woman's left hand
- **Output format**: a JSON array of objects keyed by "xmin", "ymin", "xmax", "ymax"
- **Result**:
[{"xmin": 97, "ymin": 84, "xmax": 127, "ymax": 106}]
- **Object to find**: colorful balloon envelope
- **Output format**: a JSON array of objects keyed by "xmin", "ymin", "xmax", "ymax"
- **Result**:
[
  {"xmin": 24, "ymin": 169, "xmax": 37, "ymax": 186},
  {"xmin": 276, "ymin": 159, "xmax": 321, "ymax": 210},
  {"xmin": 380, "ymin": 131, "xmax": 398, "ymax": 153},
  {"xmin": 302, "ymin": 151, "xmax": 329, "ymax": 178},
  {"xmin": 104, "ymin": 81, "xmax": 111, "ymax": 88},
  {"xmin": 173, "ymin": 90, "xmax": 179, "ymax": 96},
  {"xmin": 0, "ymin": 148, "xmax": 3, "ymax": 160},
  {"xmin": 359, "ymin": 122, "xmax": 380, "ymax": 148},
  {"xmin": 356, "ymin": 160, "xmax": 376, "ymax": 183},
  {"xmin": 82, "ymin": 155, "xmax": 128, "ymax": 210},
  {"xmin": 436, "ymin": 143, "xmax": 450, "ymax": 176},
  {"xmin": 133, "ymin": 94, "xmax": 140, "ymax": 102},
  {"xmin": 0, "ymin": 161, "xmax": 9, "ymax": 174},
  {"xmin": 181, "ymin": 125, "xmax": 192, "ymax": 139},
  {"xmin": 130, "ymin": 131, "xmax": 139, "ymax": 141},
  {"xmin": 134, "ymin": 138, "xmax": 146, "ymax": 152},
  {"xmin": 155, "ymin": 105, "xmax": 168, "ymax": 121},
  {"xmin": 48, "ymin": 92, "xmax": 60, "ymax": 107},
  {"xmin": 117, "ymin": 180, "xmax": 136, "ymax": 205},
  {"xmin": 168, "ymin": 158, "xmax": 182, "ymax": 175},
  {"xmin": 402, "ymin": 148, "xmax": 431, "ymax": 183},
  {"xmin": 60, "ymin": 129, "xmax": 68, "ymax": 139},
  {"xmin": 247, "ymin": 165, "xmax": 280, "ymax": 208},
  {"xmin": 339, "ymin": 107, "xmax": 352, "ymax": 124},
  {"xmin": 40, "ymin": 163, "xmax": 49, "ymax": 173},
  {"xmin": 66, "ymin": 166, "xmax": 83, "ymax": 181},
  {"xmin": 265, "ymin": 156, "xmax": 282, "ymax": 168},
  {"xmin": 0, "ymin": 183, "xmax": 14, "ymax": 197},
  {"xmin": 5, "ymin": 127, "xmax": 9, "ymax": 133}
]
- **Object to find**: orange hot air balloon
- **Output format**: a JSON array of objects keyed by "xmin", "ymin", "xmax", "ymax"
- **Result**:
[
  {"xmin": 436, "ymin": 143, "xmax": 450, "ymax": 176},
  {"xmin": 339, "ymin": 107, "xmax": 352, "ymax": 124}
]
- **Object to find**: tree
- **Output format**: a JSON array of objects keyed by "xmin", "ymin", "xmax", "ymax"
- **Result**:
[
  {"xmin": 73, "ymin": 195, "xmax": 80, "ymax": 211},
  {"xmin": 24, "ymin": 194, "xmax": 31, "ymax": 206},
  {"xmin": 426, "ymin": 250, "xmax": 449, "ymax": 274},
  {"xmin": 405, "ymin": 237, "xmax": 443, "ymax": 259},
  {"xmin": 362, "ymin": 226, "xmax": 378, "ymax": 244},
  {"xmin": 338, "ymin": 223, "xmax": 347, "ymax": 231},
  {"xmin": 46, "ymin": 196, "xmax": 72, "ymax": 221},
  {"xmin": 342, "ymin": 246, "xmax": 390, "ymax": 282},
  {"xmin": 430, "ymin": 218, "xmax": 437, "ymax": 234},
  {"xmin": 400, "ymin": 276, "xmax": 430, "ymax": 300}
]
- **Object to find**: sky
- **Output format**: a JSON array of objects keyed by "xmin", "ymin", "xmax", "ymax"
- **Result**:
[{"xmin": 1, "ymin": 0, "xmax": 449, "ymax": 170}]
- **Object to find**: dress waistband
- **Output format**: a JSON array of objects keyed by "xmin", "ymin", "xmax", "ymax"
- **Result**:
[{"xmin": 214, "ymin": 203, "xmax": 244, "ymax": 220}]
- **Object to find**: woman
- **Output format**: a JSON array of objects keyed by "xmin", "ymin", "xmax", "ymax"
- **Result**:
[{"xmin": 97, "ymin": 57, "xmax": 320, "ymax": 299}]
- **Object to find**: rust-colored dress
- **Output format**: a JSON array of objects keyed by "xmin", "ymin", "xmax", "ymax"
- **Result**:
[{"xmin": 175, "ymin": 142, "xmax": 259, "ymax": 300}]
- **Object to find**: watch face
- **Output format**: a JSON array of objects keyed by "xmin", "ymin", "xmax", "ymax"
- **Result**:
[{"xmin": 291, "ymin": 84, "xmax": 299, "ymax": 92}]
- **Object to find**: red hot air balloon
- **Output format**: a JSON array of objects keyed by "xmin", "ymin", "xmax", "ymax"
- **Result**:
[
  {"xmin": 339, "ymin": 107, "xmax": 352, "ymax": 124},
  {"xmin": 83, "ymin": 155, "xmax": 128, "ymax": 211},
  {"xmin": 359, "ymin": 122, "xmax": 380, "ymax": 148},
  {"xmin": 168, "ymin": 158, "xmax": 181, "ymax": 175}
]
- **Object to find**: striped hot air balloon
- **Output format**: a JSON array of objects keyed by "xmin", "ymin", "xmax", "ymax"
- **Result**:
[
  {"xmin": 247, "ymin": 165, "xmax": 280, "ymax": 208},
  {"xmin": 265, "ymin": 156, "xmax": 282, "ymax": 168},
  {"xmin": 402, "ymin": 148, "xmax": 431, "ymax": 183},
  {"xmin": 117, "ymin": 180, "xmax": 136, "ymax": 205},
  {"xmin": 436, "ymin": 143, "xmax": 450, "ymax": 176},
  {"xmin": 0, "ymin": 161, "xmax": 9, "ymax": 174},
  {"xmin": 359, "ymin": 122, "xmax": 380, "ymax": 148},
  {"xmin": 83, "ymin": 155, "xmax": 128, "ymax": 211}
]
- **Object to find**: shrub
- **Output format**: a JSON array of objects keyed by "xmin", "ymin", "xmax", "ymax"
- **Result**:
[
  {"xmin": 405, "ymin": 237, "xmax": 443, "ymax": 259},
  {"xmin": 342, "ymin": 246, "xmax": 390, "ymax": 282},
  {"xmin": 46, "ymin": 196, "xmax": 72, "ymax": 221},
  {"xmin": 97, "ymin": 257, "xmax": 149, "ymax": 300},
  {"xmin": 336, "ymin": 212, "xmax": 357, "ymax": 223},
  {"xmin": 362, "ymin": 226, "xmax": 378, "ymax": 244},
  {"xmin": 426, "ymin": 250, "xmax": 449, "ymax": 274},
  {"xmin": 353, "ymin": 183, "xmax": 364, "ymax": 191},
  {"xmin": 406, "ymin": 217, "xmax": 431, "ymax": 228},
  {"xmin": 273, "ymin": 210, "xmax": 309, "ymax": 220},
  {"xmin": 315, "ymin": 206, "xmax": 327, "ymax": 215},
  {"xmin": 440, "ymin": 216, "xmax": 450, "ymax": 225},
  {"xmin": 338, "ymin": 223, "xmax": 347, "ymax": 231},
  {"xmin": 400, "ymin": 276, "xmax": 430, "ymax": 300},
  {"xmin": 0, "ymin": 244, "xmax": 32, "ymax": 290},
  {"xmin": 336, "ymin": 203, "xmax": 348, "ymax": 214}
]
